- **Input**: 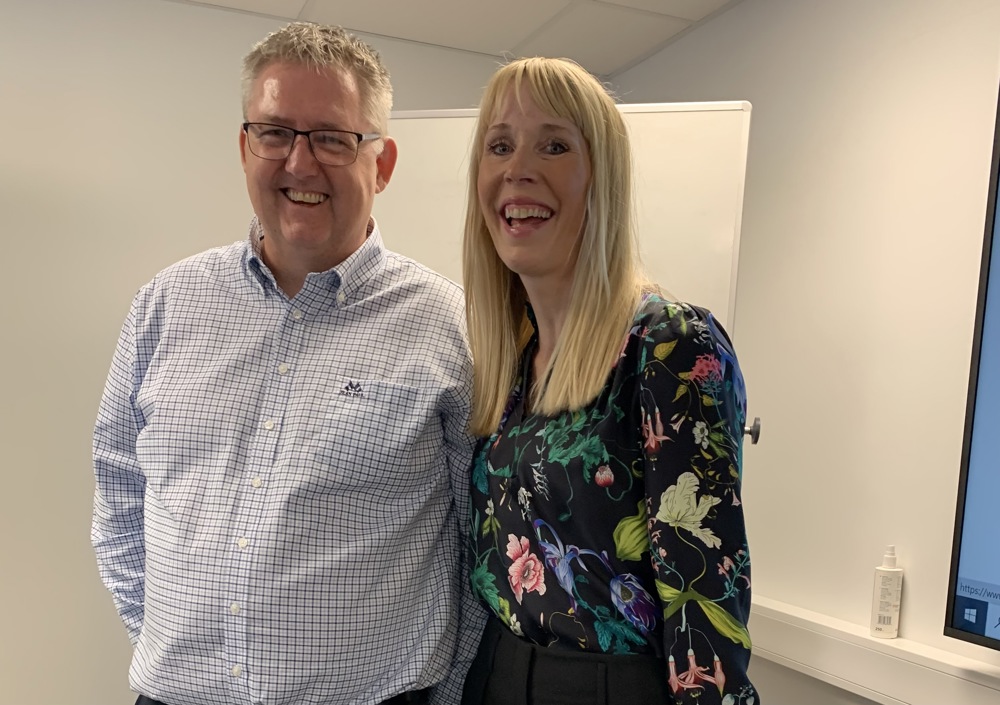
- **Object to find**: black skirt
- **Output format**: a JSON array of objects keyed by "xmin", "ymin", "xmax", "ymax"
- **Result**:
[{"xmin": 462, "ymin": 617, "xmax": 672, "ymax": 705}]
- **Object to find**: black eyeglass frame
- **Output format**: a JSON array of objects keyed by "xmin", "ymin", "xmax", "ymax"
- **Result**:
[{"xmin": 241, "ymin": 122, "xmax": 382, "ymax": 166}]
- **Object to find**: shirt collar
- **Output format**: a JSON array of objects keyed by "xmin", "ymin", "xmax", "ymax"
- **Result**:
[
  {"xmin": 243, "ymin": 216, "xmax": 387, "ymax": 299},
  {"xmin": 331, "ymin": 217, "xmax": 386, "ymax": 300}
]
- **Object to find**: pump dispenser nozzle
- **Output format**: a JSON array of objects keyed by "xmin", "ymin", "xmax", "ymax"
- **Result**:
[{"xmin": 882, "ymin": 545, "xmax": 897, "ymax": 568}]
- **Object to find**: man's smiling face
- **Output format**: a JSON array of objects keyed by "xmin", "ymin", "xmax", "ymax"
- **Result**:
[{"xmin": 240, "ymin": 61, "xmax": 395, "ymax": 277}]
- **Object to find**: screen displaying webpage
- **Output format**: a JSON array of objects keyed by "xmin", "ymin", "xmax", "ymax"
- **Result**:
[{"xmin": 951, "ymin": 201, "xmax": 1000, "ymax": 647}]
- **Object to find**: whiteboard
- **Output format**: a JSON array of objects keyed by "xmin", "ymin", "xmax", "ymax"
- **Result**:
[{"xmin": 375, "ymin": 101, "xmax": 752, "ymax": 331}]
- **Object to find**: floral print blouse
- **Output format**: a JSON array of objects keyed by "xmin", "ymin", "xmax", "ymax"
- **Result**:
[{"xmin": 469, "ymin": 294, "xmax": 757, "ymax": 704}]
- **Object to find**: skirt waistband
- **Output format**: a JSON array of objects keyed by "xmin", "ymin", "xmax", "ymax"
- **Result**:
[{"xmin": 463, "ymin": 616, "xmax": 671, "ymax": 705}]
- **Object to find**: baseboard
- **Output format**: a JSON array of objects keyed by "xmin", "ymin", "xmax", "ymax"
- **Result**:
[{"xmin": 750, "ymin": 596, "xmax": 1000, "ymax": 705}]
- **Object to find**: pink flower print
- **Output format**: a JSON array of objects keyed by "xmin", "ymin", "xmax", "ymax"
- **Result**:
[
  {"xmin": 668, "ymin": 654, "xmax": 702, "ymax": 695},
  {"xmin": 712, "ymin": 655, "xmax": 726, "ymax": 694},
  {"xmin": 689, "ymin": 353, "xmax": 723, "ymax": 383},
  {"xmin": 505, "ymin": 534, "xmax": 546, "ymax": 604},
  {"xmin": 594, "ymin": 465, "xmax": 614, "ymax": 487},
  {"xmin": 717, "ymin": 554, "xmax": 737, "ymax": 577},
  {"xmin": 642, "ymin": 408, "xmax": 669, "ymax": 453},
  {"xmin": 669, "ymin": 648, "xmax": 726, "ymax": 695}
]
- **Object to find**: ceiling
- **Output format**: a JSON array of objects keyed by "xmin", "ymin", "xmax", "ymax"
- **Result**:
[{"xmin": 165, "ymin": 0, "xmax": 744, "ymax": 77}]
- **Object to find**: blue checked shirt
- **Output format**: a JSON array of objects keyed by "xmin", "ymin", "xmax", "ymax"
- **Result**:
[{"xmin": 92, "ymin": 218, "xmax": 485, "ymax": 705}]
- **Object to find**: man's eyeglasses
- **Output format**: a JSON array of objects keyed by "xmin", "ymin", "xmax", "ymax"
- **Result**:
[{"xmin": 242, "ymin": 122, "xmax": 381, "ymax": 166}]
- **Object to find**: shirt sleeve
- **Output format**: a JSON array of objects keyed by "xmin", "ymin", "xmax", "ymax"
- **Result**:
[
  {"xmin": 91, "ymin": 286, "xmax": 156, "ymax": 645},
  {"xmin": 430, "ymin": 351, "xmax": 488, "ymax": 705},
  {"xmin": 638, "ymin": 302, "xmax": 756, "ymax": 704}
]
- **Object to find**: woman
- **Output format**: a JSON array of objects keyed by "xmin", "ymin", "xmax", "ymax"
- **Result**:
[{"xmin": 461, "ymin": 57, "xmax": 758, "ymax": 705}]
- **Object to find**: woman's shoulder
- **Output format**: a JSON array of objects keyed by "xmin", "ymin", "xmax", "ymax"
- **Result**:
[
  {"xmin": 633, "ymin": 292, "xmax": 713, "ymax": 334},
  {"xmin": 630, "ymin": 292, "xmax": 738, "ymax": 361}
]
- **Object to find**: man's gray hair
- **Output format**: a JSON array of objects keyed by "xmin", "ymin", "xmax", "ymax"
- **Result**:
[{"xmin": 241, "ymin": 22, "xmax": 393, "ymax": 135}]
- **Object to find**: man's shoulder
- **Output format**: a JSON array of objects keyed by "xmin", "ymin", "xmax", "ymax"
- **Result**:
[
  {"xmin": 382, "ymin": 250, "xmax": 461, "ymax": 289},
  {"xmin": 131, "ymin": 240, "xmax": 247, "ymax": 311},
  {"xmin": 155, "ymin": 240, "xmax": 246, "ymax": 282},
  {"xmin": 380, "ymin": 250, "xmax": 464, "ymax": 302}
]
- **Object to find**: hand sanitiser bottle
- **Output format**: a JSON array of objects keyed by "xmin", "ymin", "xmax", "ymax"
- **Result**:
[{"xmin": 870, "ymin": 545, "xmax": 903, "ymax": 638}]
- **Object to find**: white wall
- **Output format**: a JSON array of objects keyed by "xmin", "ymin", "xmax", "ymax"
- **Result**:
[
  {"xmin": 0, "ymin": 1, "xmax": 499, "ymax": 704},
  {"xmin": 9, "ymin": 0, "xmax": 1000, "ymax": 702},
  {"xmin": 613, "ymin": 0, "xmax": 1000, "ymax": 702}
]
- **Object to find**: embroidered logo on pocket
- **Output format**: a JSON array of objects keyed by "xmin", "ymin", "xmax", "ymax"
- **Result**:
[{"xmin": 339, "ymin": 380, "xmax": 365, "ymax": 398}]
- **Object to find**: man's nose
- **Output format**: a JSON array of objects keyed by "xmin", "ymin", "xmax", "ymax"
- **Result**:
[{"xmin": 284, "ymin": 134, "xmax": 321, "ymax": 175}]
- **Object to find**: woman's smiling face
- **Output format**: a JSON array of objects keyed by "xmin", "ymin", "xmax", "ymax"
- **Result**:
[{"xmin": 477, "ymin": 87, "xmax": 591, "ymax": 288}]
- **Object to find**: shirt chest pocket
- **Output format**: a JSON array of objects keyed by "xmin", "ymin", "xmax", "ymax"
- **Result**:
[{"xmin": 308, "ymin": 379, "xmax": 436, "ymax": 490}]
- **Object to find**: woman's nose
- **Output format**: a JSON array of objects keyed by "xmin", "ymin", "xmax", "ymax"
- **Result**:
[{"xmin": 504, "ymin": 149, "xmax": 537, "ymax": 183}]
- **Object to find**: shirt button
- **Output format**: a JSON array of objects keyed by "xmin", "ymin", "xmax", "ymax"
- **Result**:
[
  {"xmin": 291, "ymin": 308, "xmax": 303, "ymax": 320},
  {"xmin": 263, "ymin": 419, "xmax": 275, "ymax": 431},
  {"xmin": 231, "ymin": 664, "xmax": 243, "ymax": 677},
  {"xmin": 337, "ymin": 290, "xmax": 347, "ymax": 304},
  {"xmin": 251, "ymin": 477, "xmax": 262, "ymax": 488},
  {"xmin": 230, "ymin": 602, "xmax": 241, "ymax": 615},
  {"xmin": 237, "ymin": 537, "xmax": 249, "ymax": 549},
  {"xmin": 278, "ymin": 363, "xmax": 290, "ymax": 375}
]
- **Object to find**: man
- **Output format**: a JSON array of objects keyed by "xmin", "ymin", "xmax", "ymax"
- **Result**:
[{"xmin": 92, "ymin": 22, "xmax": 481, "ymax": 705}]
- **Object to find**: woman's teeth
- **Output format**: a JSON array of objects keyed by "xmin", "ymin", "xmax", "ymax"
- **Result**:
[{"xmin": 504, "ymin": 205, "xmax": 552, "ymax": 226}]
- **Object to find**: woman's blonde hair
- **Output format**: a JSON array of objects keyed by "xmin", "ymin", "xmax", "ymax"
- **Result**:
[{"xmin": 463, "ymin": 57, "xmax": 646, "ymax": 436}]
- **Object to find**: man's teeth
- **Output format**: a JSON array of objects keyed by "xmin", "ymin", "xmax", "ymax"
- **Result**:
[
  {"xmin": 285, "ymin": 189, "xmax": 327, "ymax": 204},
  {"xmin": 503, "ymin": 205, "xmax": 552, "ymax": 221}
]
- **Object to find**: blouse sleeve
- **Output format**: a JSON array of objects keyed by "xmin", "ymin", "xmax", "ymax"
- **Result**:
[{"xmin": 637, "ymin": 301, "xmax": 757, "ymax": 704}]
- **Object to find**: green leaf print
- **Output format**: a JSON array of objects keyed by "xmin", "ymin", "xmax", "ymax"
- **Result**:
[
  {"xmin": 594, "ymin": 617, "xmax": 614, "ymax": 652},
  {"xmin": 594, "ymin": 615, "xmax": 646, "ymax": 654},
  {"xmin": 470, "ymin": 561, "xmax": 501, "ymax": 612},
  {"xmin": 655, "ymin": 579, "xmax": 680, "ymax": 603},
  {"xmin": 656, "ymin": 580, "xmax": 752, "ymax": 650},
  {"xmin": 498, "ymin": 597, "xmax": 511, "ymax": 625},
  {"xmin": 544, "ymin": 411, "xmax": 609, "ymax": 469},
  {"xmin": 654, "ymin": 340, "xmax": 677, "ymax": 360},
  {"xmin": 489, "ymin": 463, "xmax": 513, "ymax": 479},
  {"xmin": 472, "ymin": 452, "xmax": 489, "ymax": 494},
  {"xmin": 698, "ymin": 600, "xmax": 752, "ymax": 649},
  {"xmin": 660, "ymin": 588, "xmax": 702, "ymax": 621},
  {"xmin": 613, "ymin": 501, "xmax": 649, "ymax": 561}
]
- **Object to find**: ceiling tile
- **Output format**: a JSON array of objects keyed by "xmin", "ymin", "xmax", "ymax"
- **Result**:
[
  {"xmin": 514, "ymin": 2, "xmax": 689, "ymax": 76},
  {"xmin": 300, "ymin": 0, "xmax": 571, "ymax": 56},
  {"xmin": 600, "ymin": 0, "xmax": 735, "ymax": 22},
  {"xmin": 187, "ymin": 0, "xmax": 309, "ymax": 17}
]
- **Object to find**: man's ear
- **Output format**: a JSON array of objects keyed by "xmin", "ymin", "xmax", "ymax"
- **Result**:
[
  {"xmin": 374, "ymin": 137, "xmax": 398, "ymax": 193},
  {"xmin": 239, "ymin": 125, "xmax": 249, "ymax": 170}
]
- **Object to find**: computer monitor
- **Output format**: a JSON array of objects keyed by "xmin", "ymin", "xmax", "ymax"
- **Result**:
[{"xmin": 945, "ymin": 82, "xmax": 1000, "ymax": 651}]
